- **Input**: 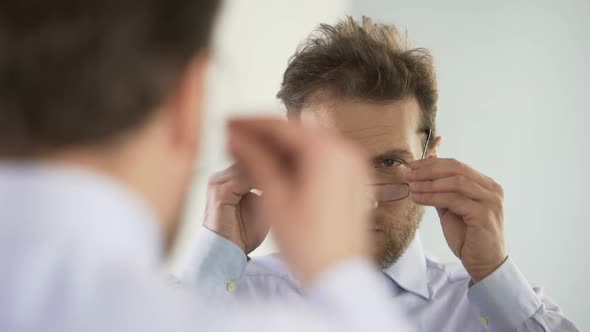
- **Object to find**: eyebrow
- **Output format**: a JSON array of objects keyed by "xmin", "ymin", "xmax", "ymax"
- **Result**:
[{"xmin": 370, "ymin": 149, "xmax": 414, "ymax": 164}]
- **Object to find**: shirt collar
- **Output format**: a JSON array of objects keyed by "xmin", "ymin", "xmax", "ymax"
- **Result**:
[
  {"xmin": 382, "ymin": 234, "xmax": 430, "ymax": 300},
  {"xmin": 0, "ymin": 162, "xmax": 163, "ymax": 268}
]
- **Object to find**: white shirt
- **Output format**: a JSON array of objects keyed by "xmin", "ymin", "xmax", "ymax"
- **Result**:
[
  {"xmin": 0, "ymin": 163, "xmax": 411, "ymax": 332},
  {"xmin": 180, "ymin": 226, "xmax": 581, "ymax": 332}
]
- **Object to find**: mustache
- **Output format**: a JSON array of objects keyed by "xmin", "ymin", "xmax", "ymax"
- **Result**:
[{"xmin": 370, "ymin": 207, "xmax": 425, "ymax": 231}]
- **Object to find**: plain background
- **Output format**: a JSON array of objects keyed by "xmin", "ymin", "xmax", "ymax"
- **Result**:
[{"xmin": 171, "ymin": 0, "xmax": 589, "ymax": 329}]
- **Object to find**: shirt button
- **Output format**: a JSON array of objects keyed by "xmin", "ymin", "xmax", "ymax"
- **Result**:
[
  {"xmin": 226, "ymin": 280, "xmax": 237, "ymax": 292},
  {"xmin": 480, "ymin": 316, "xmax": 489, "ymax": 326}
]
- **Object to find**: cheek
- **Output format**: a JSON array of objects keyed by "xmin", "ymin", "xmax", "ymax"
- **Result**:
[{"xmin": 374, "ymin": 199, "xmax": 418, "ymax": 225}]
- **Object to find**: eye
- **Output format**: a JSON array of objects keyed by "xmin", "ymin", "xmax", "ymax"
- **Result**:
[{"xmin": 376, "ymin": 159, "xmax": 402, "ymax": 168}]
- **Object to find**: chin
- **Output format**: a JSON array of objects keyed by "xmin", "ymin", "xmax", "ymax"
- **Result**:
[{"xmin": 371, "ymin": 226, "xmax": 419, "ymax": 269}]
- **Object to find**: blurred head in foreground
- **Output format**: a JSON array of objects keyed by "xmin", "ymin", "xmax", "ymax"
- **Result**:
[
  {"xmin": 278, "ymin": 17, "xmax": 442, "ymax": 269},
  {"xmin": 0, "ymin": 0, "xmax": 221, "ymax": 243}
]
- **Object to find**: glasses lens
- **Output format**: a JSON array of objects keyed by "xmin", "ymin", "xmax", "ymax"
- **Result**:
[{"xmin": 372, "ymin": 183, "xmax": 409, "ymax": 202}]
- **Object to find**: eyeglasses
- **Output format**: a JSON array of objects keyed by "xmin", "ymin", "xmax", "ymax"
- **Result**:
[{"xmin": 369, "ymin": 129, "xmax": 432, "ymax": 205}]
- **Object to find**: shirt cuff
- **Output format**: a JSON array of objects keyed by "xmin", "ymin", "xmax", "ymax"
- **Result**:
[
  {"xmin": 468, "ymin": 257, "xmax": 542, "ymax": 330},
  {"xmin": 185, "ymin": 225, "xmax": 248, "ymax": 293}
]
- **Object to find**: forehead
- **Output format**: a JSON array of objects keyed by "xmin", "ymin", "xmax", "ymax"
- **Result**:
[{"xmin": 299, "ymin": 96, "xmax": 423, "ymax": 155}]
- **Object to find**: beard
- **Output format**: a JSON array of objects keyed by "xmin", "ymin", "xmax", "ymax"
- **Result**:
[{"xmin": 373, "ymin": 201, "xmax": 424, "ymax": 269}]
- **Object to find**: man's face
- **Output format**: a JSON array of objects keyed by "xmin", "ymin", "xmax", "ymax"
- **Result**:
[{"xmin": 298, "ymin": 96, "xmax": 427, "ymax": 269}]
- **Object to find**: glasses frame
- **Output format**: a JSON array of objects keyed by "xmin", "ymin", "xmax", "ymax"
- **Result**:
[{"xmin": 371, "ymin": 128, "xmax": 432, "ymax": 204}]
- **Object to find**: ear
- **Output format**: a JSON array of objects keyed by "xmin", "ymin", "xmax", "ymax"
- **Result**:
[
  {"xmin": 169, "ymin": 52, "xmax": 211, "ymax": 150},
  {"xmin": 428, "ymin": 136, "xmax": 443, "ymax": 158}
]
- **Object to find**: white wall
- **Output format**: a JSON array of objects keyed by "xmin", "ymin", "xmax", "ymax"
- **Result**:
[
  {"xmin": 170, "ymin": 0, "xmax": 351, "ymax": 270},
  {"xmin": 351, "ymin": 0, "xmax": 590, "ymax": 329}
]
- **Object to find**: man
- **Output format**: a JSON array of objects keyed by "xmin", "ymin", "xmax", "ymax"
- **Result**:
[
  {"xmin": 0, "ymin": 2, "xmax": 410, "ymax": 332},
  {"xmin": 184, "ymin": 17, "xmax": 581, "ymax": 331}
]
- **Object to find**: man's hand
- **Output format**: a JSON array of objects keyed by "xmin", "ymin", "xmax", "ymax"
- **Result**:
[
  {"xmin": 226, "ymin": 117, "xmax": 372, "ymax": 285},
  {"xmin": 203, "ymin": 164, "xmax": 269, "ymax": 255},
  {"xmin": 407, "ymin": 158, "xmax": 507, "ymax": 282}
]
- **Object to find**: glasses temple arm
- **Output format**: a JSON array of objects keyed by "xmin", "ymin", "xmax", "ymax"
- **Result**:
[{"xmin": 420, "ymin": 129, "xmax": 432, "ymax": 160}]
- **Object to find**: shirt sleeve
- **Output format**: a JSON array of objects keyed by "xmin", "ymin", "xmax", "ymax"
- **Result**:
[
  {"xmin": 467, "ymin": 257, "xmax": 581, "ymax": 331},
  {"xmin": 176, "ymin": 225, "xmax": 247, "ymax": 301}
]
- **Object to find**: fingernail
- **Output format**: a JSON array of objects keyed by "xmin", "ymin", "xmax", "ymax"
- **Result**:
[{"xmin": 250, "ymin": 188, "xmax": 263, "ymax": 196}]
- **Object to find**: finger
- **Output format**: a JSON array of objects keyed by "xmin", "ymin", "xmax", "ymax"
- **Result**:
[
  {"xmin": 435, "ymin": 207, "xmax": 447, "ymax": 219},
  {"xmin": 227, "ymin": 125, "xmax": 288, "ymax": 203},
  {"xmin": 407, "ymin": 155, "xmax": 439, "ymax": 169},
  {"xmin": 226, "ymin": 175, "xmax": 255, "ymax": 195},
  {"xmin": 211, "ymin": 175, "xmax": 256, "ymax": 205},
  {"xmin": 408, "ymin": 176, "xmax": 495, "ymax": 202},
  {"xmin": 229, "ymin": 117, "xmax": 326, "ymax": 186},
  {"xmin": 412, "ymin": 192, "xmax": 478, "ymax": 218},
  {"xmin": 407, "ymin": 158, "xmax": 496, "ymax": 191},
  {"xmin": 241, "ymin": 192, "xmax": 271, "ymax": 229},
  {"xmin": 208, "ymin": 163, "xmax": 242, "ymax": 185},
  {"xmin": 228, "ymin": 117, "xmax": 309, "ymax": 157}
]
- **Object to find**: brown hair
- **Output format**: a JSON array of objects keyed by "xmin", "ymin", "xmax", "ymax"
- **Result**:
[
  {"xmin": 277, "ymin": 16, "xmax": 438, "ymax": 137},
  {"xmin": 0, "ymin": 0, "xmax": 221, "ymax": 156}
]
